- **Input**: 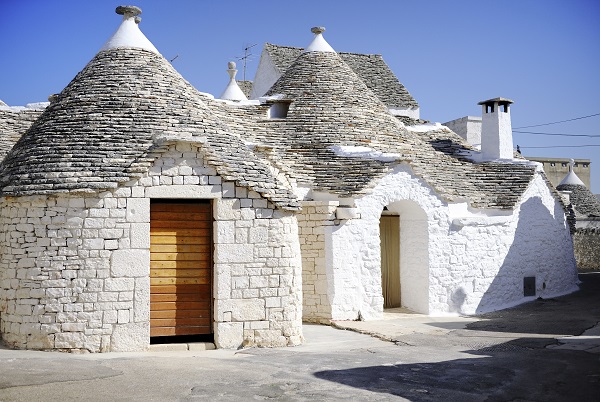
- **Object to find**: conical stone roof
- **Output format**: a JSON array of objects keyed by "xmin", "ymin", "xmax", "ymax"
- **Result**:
[
  {"xmin": 556, "ymin": 161, "xmax": 599, "ymax": 216},
  {"xmin": 265, "ymin": 50, "xmax": 412, "ymax": 148},
  {"xmin": 0, "ymin": 10, "xmax": 298, "ymax": 210},
  {"xmin": 260, "ymin": 43, "xmax": 419, "ymax": 109},
  {"xmin": 249, "ymin": 31, "xmax": 538, "ymax": 208},
  {"xmin": 557, "ymin": 181, "xmax": 600, "ymax": 218}
]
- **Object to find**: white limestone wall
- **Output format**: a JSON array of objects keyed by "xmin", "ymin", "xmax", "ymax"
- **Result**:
[
  {"xmin": 442, "ymin": 174, "xmax": 578, "ymax": 314},
  {"xmin": 297, "ymin": 201, "xmax": 338, "ymax": 323},
  {"xmin": 317, "ymin": 165, "xmax": 578, "ymax": 320},
  {"xmin": 324, "ymin": 165, "xmax": 443, "ymax": 320},
  {"xmin": 0, "ymin": 142, "xmax": 303, "ymax": 352}
]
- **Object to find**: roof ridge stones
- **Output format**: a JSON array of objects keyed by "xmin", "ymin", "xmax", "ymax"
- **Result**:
[{"xmin": 0, "ymin": 47, "xmax": 299, "ymax": 210}]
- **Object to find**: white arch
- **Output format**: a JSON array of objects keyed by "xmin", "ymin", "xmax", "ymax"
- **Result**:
[{"xmin": 385, "ymin": 199, "xmax": 429, "ymax": 313}]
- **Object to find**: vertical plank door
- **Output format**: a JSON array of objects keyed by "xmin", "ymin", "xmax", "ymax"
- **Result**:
[
  {"xmin": 150, "ymin": 201, "xmax": 212, "ymax": 337},
  {"xmin": 380, "ymin": 215, "xmax": 401, "ymax": 308}
]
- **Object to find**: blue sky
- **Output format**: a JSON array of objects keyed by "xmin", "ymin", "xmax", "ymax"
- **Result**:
[{"xmin": 1, "ymin": 0, "xmax": 599, "ymax": 191}]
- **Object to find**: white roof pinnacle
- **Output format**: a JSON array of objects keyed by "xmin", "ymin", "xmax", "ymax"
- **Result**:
[
  {"xmin": 100, "ymin": 6, "xmax": 160, "ymax": 55},
  {"xmin": 559, "ymin": 159, "xmax": 586, "ymax": 186},
  {"xmin": 219, "ymin": 61, "xmax": 248, "ymax": 101},
  {"xmin": 303, "ymin": 26, "xmax": 336, "ymax": 53}
]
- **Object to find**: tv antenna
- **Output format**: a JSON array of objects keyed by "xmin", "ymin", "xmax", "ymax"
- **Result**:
[
  {"xmin": 169, "ymin": 54, "xmax": 179, "ymax": 63},
  {"xmin": 236, "ymin": 43, "xmax": 258, "ymax": 81}
]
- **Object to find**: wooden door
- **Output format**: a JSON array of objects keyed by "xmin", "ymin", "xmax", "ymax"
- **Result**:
[
  {"xmin": 150, "ymin": 200, "xmax": 213, "ymax": 337},
  {"xmin": 380, "ymin": 215, "xmax": 401, "ymax": 308}
]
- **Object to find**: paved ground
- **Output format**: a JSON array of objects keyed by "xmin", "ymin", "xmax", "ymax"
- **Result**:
[{"xmin": 0, "ymin": 273, "xmax": 598, "ymax": 401}]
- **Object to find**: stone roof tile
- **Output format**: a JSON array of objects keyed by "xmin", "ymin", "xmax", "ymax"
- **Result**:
[
  {"xmin": 218, "ymin": 50, "xmax": 536, "ymax": 210},
  {"xmin": 556, "ymin": 183, "xmax": 600, "ymax": 217},
  {"xmin": 0, "ymin": 48, "xmax": 299, "ymax": 210},
  {"xmin": 263, "ymin": 43, "xmax": 418, "ymax": 109},
  {"xmin": 0, "ymin": 109, "xmax": 44, "ymax": 161}
]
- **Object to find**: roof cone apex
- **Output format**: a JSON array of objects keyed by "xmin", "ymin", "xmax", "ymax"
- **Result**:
[
  {"xmin": 559, "ymin": 159, "xmax": 586, "ymax": 187},
  {"xmin": 100, "ymin": 6, "xmax": 160, "ymax": 55},
  {"xmin": 303, "ymin": 26, "xmax": 335, "ymax": 53}
]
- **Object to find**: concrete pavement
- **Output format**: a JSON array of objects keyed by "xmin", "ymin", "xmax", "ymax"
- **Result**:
[{"xmin": 0, "ymin": 273, "xmax": 598, "ymax": 401}]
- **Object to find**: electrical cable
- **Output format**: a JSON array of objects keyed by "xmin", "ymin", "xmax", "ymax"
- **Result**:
[
  {"xmin": 513, "ymin": 131, "xmax": 600, "ymax": 138},
  {"xmin": 519, "ymin": 144, "xmax": 600, "ymax": 149},
  {"xmin": 513, "ymin": 112, "xmax": 600, "ymax": 129}
]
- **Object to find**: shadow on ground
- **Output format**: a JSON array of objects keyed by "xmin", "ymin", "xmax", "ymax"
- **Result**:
[
  {"xmin": 314, "ymin": 343, "xmax": 599, "ymax": 401},
  {"xmin": 315, "ymin": 274, "xmax": 600, "ymax": 401},
  {"xmin": 466, "ymin": 272, "xmax": 600, "ymax": 336}
]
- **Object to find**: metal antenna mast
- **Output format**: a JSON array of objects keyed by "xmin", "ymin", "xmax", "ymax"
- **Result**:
[{"xmin": 236, "ymin": 43, "xmax": 257, "ymax": 81}]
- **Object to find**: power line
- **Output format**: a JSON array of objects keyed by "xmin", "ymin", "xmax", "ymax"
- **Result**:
[
  {"xmin": 519, "ymin": 144, "xmax": 600, "ymax": 149},
  {"xmin": 513, "ymin": 112, "xmax": 600, "ymax": 129},
  {"xmin": 513, "ymin": 130, "xmax": 600, "ymax": 138}
]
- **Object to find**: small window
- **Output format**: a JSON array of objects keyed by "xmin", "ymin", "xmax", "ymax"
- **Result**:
[
  {"xmin": 550, "ymin": 162, "xmax": 555, "ymax": 167},
  {"xmin": 561, "ymin": 163, "xmax": 567, "ymax": 167},
  {"xmin": 267, "ymin": 101, "xmax": 291, "ymax": 119},
  {"xmin": 583, "ymin": 163, "xmax": 589, "ymax": 168}
]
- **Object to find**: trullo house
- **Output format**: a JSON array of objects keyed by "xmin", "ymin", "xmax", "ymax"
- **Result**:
[{"xmin": 0, "ymin": 6, "xmax": 578, "ymax": 352}]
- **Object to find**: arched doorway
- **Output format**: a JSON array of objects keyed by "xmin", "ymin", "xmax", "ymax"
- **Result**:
[
  {"xmin": 379, "ymin": 200, "xmax": 429, "ymax": 313},
  {"xmin": 380, "ymin": 213, "xmax": 401, "ymax": 308}
]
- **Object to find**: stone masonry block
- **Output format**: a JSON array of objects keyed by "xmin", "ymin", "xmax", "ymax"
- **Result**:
[
  {"xmin": 215, "ymin": 221, "xmax": 235, "ymax": 244},
  {"xmin": 110, "ymin": 322, "xmax": 149, "ymax": 352},
  {"xmin": 111, "ymin": 249, "xmax": 150, "ymax": 277},
  {"xmin": 249, "ymin": 227, "xmax": 268, "ymax": 244},
  {"xmin": 224, "ymin": 298, "xmax": 265, "ymax": 321},
  {"xmin": 126, "ymin": 198, "xmax": 149, "ymax": 223},
  {"xmin": 214, "ymin": 199, "xmax": 241, "ymax": 220},
  {"xmin": 222, "ymin": 182, "xmax": 235, "ymax": 198},
  {"xmin": 215, "ymin": 244, "xmax": 254, "ymax": 263},
  {"xmin": 55, "ymin": 332, "xmax": 86, "ymax": 349},
  {"xmin": 104, "ymin": 278, "xmax": 135, "ymax": 292},
  {"xmin": 130, "ymin": 223, "xmax": 150, "ymax": 249},
  {"xmin": 215, "ymin": 322, "xmax": 243, "ymax": 349}
]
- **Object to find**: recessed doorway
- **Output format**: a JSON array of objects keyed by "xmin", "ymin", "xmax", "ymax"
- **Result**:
[
  {"xmin": 380, "ymin": 214, "xmax": 401, "ymax": 308},
  {"xmin": 150, "ymin": 200, "xmax": 213, "ymax": 340}
]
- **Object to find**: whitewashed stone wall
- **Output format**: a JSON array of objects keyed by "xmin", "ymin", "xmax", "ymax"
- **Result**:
[
  {"xmin": 314, "ymin": 164, "xmax": 578, "ymax": 320},
  {"xmin": 0, "ymin": 142, "xmax": 303, "ymax": 352},
  {"xmin": 343, "ymin": 164, "xmax": 442, "ymax": 319},
  {"xmin": 441, "ymin": 173, "xmax": 579, "ymax": 314},
  {"xmin": 297, "ymin": 201, "xmax": 337, "ymax": 323}
]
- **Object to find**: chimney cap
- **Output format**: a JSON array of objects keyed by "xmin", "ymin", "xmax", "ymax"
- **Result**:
[
  {"xmin": 311, "ymin": 26, "xmax": 326, "ymax": 35},
  {"xmin": 116, "ymin": 5, "xmax": 142, "ymax": 17},
  {"xmin": 478, "ymin": 97, "xmax": 514, "ymax": 106}
]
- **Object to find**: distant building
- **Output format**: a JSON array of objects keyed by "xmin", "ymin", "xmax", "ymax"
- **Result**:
[
  {"xmin": 526, "ymin": 157, "xmax": 591, "ymax": 189},
  {"xmin": 443, "ymin": 115, "xmax": 592, "ymax": 189}
]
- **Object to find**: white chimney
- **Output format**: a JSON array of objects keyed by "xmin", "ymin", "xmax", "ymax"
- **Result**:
[{"xmin": 478, "ymin": 97, "xmax": 514, "ymax": 160}]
